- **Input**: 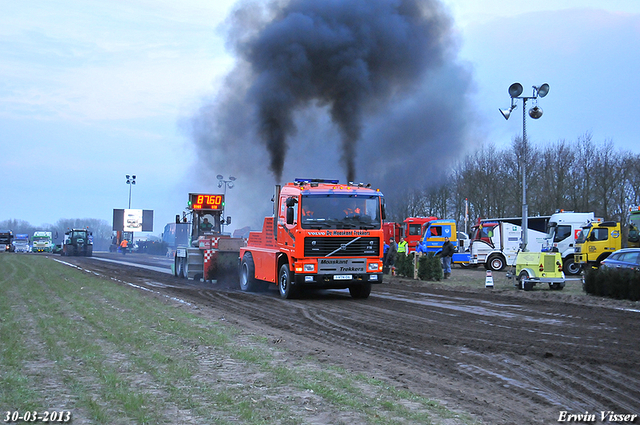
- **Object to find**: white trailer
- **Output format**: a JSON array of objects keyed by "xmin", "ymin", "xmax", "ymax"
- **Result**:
[
  {"xmin": 543, "ymin": 211, "xmax": 595, "ymax": 275},
  {"xmin": 469, "ymin": 216, "xmax": 549, "ymax": 271}
]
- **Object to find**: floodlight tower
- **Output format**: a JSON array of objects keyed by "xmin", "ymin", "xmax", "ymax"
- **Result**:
[
  {"xmin": 499, "ymin": 83, "xmax": 549, "ymax": 251},
  {"xmin": 126, "ymin": 174, "xmax": 136, "ymax": 209},
  {"xmin": 217, "ymin": 175, "xmax": 236, "ymax": 233}
]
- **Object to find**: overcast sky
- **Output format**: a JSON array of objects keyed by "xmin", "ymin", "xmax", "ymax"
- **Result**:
[{"xmin": 2, "ymin": 0, "xmax": 639, "ymax": 234}]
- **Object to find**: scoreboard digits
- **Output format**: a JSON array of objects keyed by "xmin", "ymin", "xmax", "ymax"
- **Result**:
[{"xmin": 189, "ymin": 193, "xmax": 224, "ymax": 210}]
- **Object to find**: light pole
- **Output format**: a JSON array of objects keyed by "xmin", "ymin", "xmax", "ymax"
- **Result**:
[
  {"xmin": 126, "ymin": 174, "xmax": 136, "ymax": 209},
  {"xmin": 217, "ymin": 175, "xmax": 236, "ymax": 233},
  {"xmin": 499, "ymin": 82, "xmax": 549, "ymax": 251}
]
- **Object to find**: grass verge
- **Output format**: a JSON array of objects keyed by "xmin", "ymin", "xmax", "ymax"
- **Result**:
[{"xmin": 0, "ymin": 254, "xmax": 479, "ymax": 424}]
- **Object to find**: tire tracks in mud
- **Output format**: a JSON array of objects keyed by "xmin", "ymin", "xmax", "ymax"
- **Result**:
[{"xmin": 60, "ymin": 255, "xmax": 640, "ymax": 424}]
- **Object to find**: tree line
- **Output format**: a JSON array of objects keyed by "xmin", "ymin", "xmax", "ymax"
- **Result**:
[{"xmin": 387, "ymin": 133, "xmax": 640, "ymax": 233}]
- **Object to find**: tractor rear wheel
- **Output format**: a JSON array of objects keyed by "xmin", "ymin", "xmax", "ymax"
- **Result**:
[{"xmin": 176, "ymin": 256, "xmax": 186, "ymax": 279}]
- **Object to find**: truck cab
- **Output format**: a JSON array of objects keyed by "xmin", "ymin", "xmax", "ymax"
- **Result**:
[
  {"xmin": 0, "ymin": 231, "xmax": 13, "ymax": 252},
  {"xmin": 32, "ymin": 231, "xmax": 54, "ymax": 253},
  {"xmin": 240, "ymin": 179, "xmax": 385, "ymax": 299},
  {"xmin": 574, "ymin": 221, "xmax": 621, "ymax": 269},
  {"xmin": 403, "ymin": 216, "xmax": 438, "ymax": 252},
  {"xmin": 543, "ymin": 211, "xmax": 595, "ymax": 275},
  {"xmin": 13, "ymin": 234, "xmax": 30, "ymax": 253}
]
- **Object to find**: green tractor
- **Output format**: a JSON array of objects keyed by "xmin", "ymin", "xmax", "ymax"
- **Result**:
[{"xmin": 62, "ymin": 228, "xmax": 93, "ymax": 257}]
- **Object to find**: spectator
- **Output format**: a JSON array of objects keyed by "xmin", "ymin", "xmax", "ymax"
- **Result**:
[
  {"xmin": 439, "ymin": 237, "xmax": 455, "ymax": 278},
  {"xmin": 385, "ymin": 237, "xmax": 398, "ymax": 272},
  {"xmin": 397, "ymin": 237, "xmax": 408, "ymax": 255}
]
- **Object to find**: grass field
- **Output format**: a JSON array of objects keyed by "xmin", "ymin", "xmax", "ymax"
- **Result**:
[{"xmin": 0, "ymin": 254, "xmax": 478, "ymax": 425}]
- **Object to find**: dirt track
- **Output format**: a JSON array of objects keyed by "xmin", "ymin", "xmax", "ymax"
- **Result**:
[{"xmin": 60, "ymin": 253, "xmax": 640, "ymax": 424}]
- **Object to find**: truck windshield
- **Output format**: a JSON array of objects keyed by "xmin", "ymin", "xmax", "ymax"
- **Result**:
[
  {"xmin": 33, "ymin": 236, "xmax": 48, "ymax": 241},
  {"xmin": 545, "ymin": 223, "xmax": 572, "ymax": 243},
  {"xmin": 575, "ymin": 227, "xmax": 590, "ymax": 243},
  {"xmin": 300, "ymin": 194, "xmax": 381, "ymax": 229}
]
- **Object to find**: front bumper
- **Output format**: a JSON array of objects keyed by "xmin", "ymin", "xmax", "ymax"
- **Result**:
[{"xmin": 293, "ymin": 272, "xmax": 383, "ymax": 288}]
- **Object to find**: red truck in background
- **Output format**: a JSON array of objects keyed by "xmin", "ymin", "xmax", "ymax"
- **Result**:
[
  {"xmin": 239, "ymin": 179, "xmax": 386, "ymax": 299},
  {"xmin": 403, "ymin": 216, "xmax": 439, "ymax": 252}
]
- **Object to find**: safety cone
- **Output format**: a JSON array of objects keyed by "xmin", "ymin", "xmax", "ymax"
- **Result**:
[{"xmin": 485, "ymin": 270, "xmax": 494, "ymax": 288}]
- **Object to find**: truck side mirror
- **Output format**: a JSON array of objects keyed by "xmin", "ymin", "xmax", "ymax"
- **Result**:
[
  {"xmin": 286, "ymin": 207, "xmax": 295, "ymax": 225},
  {"xmin": 381, "ymin": 198, "xmax": 387, "ymax": 220},
  {"xmin": 176, "ymin": 214, "xmax": 180, "ymax": 224},
  {"xmin": 226, "ymin": 217, "xmax": 232, "ymax": 225}
]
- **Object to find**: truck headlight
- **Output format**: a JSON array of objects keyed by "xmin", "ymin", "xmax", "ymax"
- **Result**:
[
  {"xmin": 303, "ymin": 264, "xmax": 315, "ymax": 272},
  {"xmin": 368, "ymin": 263, "xmax": 379, "ymax": 271}
]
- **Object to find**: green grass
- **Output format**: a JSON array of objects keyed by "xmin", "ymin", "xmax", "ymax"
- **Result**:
[{"xmin": 0, "ymin": 254, "xmax": 480, "ymax": 424}]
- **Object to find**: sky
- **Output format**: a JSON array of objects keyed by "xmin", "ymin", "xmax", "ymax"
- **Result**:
[{"xmin": 2, "ymin": 0, "xmax": 640, "ymax": 235}]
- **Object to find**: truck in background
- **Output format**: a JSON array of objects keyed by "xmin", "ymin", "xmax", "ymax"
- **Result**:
[
  {"xmin": 382, "ymin": 222, "xmax": 403, "ymax": 246},
  {"xmin": 13, "ymin": 234, "xmax": 30, "ymax": 253},
  {"xmin": 628, "ymin": 205, "xmax": 640, "ymax": 248},
  {"xmin": 419, "ymin": 219, "xmax": 469, "ymax": 265},
  {"xmin": 469, "ymin": 216, "xmax": 550, "ymax": 271},
  {"xmin": 0, "ymin": 230, "xmax": 14, "ymax": 252},
  {"xmin": 574, "ymin": 205, "xmax": 640, "ymax": 269},
  {"xmin": 32, "ymin": 231, "xmax": 54, "ymax": 253},
  {"xmin": 403, "ymin": 216, "xmax": 438, "ymax": 252},
  {"xmin": 240, "ymin": 179, "xmax": 385, "ymax": 299},
  {"xmin": 543, "ymin": 211, "xmax": 595, "ymax": 275}
]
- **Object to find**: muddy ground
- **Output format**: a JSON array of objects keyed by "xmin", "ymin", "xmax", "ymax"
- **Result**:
[{"xmin": 59, "ymin": 253, "xmax": 640, "ymax": 424}]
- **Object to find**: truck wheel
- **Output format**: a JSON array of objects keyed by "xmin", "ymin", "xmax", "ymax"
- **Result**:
[
  {"xmin": 349, "ymin": 283, "xmax": 371, "ymax": 299},
  {"xmin": 563, "ymin": 257, "xmax": 581, "ymax": 275},
  {"xmin": 240, "ymin": 253, "xmax": 259, "ymax": 292},
  {"xmin": 278, "ymin": 264, "xmax": 297, "ymax": 299},
  {"xmin": 487, "ymin": 255, "xmax": 505, "ymax": 271}
]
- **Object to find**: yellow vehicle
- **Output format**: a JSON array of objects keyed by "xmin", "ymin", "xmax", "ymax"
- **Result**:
[
  {"xmin": 574, "ymin": 221, "xmax": 621, "ymax": 269},
  {"xmin": 514, "ymin": 251, "xmax": 565, "ymax": 291}
]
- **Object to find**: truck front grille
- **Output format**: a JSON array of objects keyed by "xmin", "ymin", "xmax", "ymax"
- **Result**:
[{"xmin": 304, "ymin": 237, "xmax": 379, "ymax": 257}]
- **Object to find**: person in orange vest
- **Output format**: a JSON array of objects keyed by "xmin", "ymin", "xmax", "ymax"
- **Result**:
[{"xmin": 119, "ymin": 238, "xmax": 129, "ymax": 255}]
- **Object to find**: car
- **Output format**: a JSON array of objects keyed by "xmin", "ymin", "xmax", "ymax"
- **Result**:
[{"xmin": 600, "ymin": 248, "xmax": 640, "ymax": 271}]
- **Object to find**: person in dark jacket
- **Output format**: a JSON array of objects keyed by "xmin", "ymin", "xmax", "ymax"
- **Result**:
[
  {"xmin": 385, "ymin": 237, "xmax": 398, "ymax": 272},
  {"xmin": 439, "ymin": 237, "xmax": 455, "ymax": 278}
]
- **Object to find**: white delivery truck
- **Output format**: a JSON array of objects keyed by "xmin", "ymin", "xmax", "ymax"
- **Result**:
[
  {"xmin": 469, "ymin": 216, "xmax": 549, "ymax": 271},
  {"xmin": 543, "ymin": 211, "xmax": 595, "ymax": 275},
  {"xmin": 32, "ymin": 231, "xmax": 54, "ymax": 253}
]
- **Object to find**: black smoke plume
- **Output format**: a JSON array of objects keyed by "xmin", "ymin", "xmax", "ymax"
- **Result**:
[
  {"xmin": 189, "ymin": 0, "xmax": 477, "ymax": 227},
  {"xmin": 230, "ymin": 0, "xmax": 462, "ymax": 182}
]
